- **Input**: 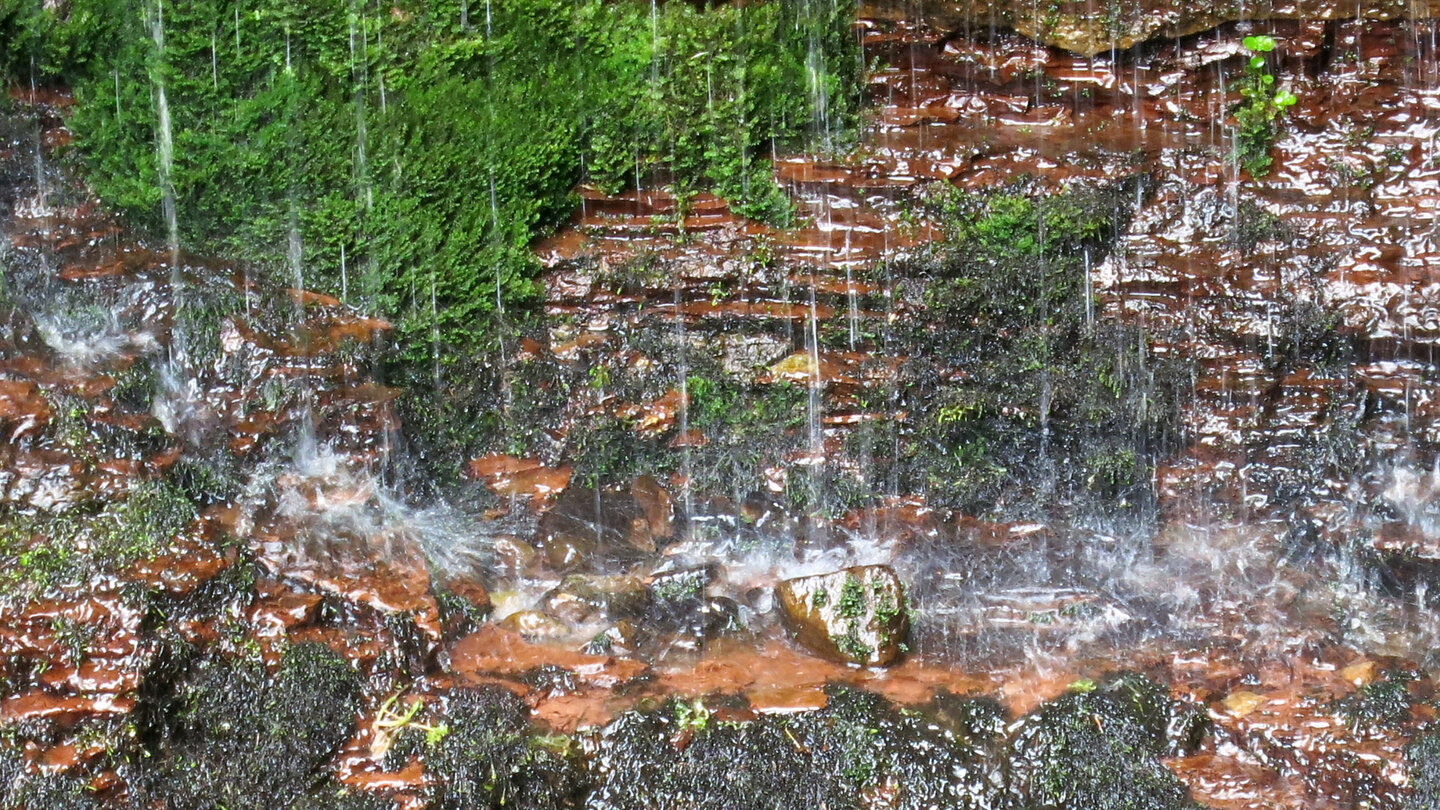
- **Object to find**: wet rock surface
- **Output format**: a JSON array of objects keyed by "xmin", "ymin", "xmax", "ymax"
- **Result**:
[
  {"xmin": 7, "ymin": 5, "xmax": 1440, "ymax": 809},
  {"xmin": 776, "ymin": 565, "xmax": 910, "ymax": 666},
  {"xmin": 861, "ymin": 0, "xmax": 1440, "ymax": 56}
]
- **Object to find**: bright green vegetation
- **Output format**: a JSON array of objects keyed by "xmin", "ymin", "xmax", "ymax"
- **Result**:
[
  {"xmin": 836, "ymin": 573, "xmax": 866, "ymax": 618},
  {"xmin": 1234, "ymin": 34, "xmax": 1297, "ymax": 177},
  {"xmin": 0, "ymin": 479, "xmax": 196, "ymax": 603},
  {"xmin": 6, "ymin": 0, "xmax": 859, "ymax": 397}
]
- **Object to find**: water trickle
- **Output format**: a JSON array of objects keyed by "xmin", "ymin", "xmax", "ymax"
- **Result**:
[{"xmin": 148, "ymin": 0, "xmax": 179, "ymax": 263}]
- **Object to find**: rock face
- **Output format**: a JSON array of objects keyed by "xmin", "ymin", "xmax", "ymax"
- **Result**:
[
  {"xmin": 776, "ymin": 566, "xmax": 910, "ymax": 667},
  {"xmin": 860, "ymin": 0, "xmax": 1440, "ymax": 56}
]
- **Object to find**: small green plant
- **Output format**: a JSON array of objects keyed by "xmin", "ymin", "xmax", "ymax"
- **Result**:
[
  {"xmin": 831, "ymin": 630, "xmax": 874, "ymax": 663},
  {"xmin": 1234, "ymin": 34, "xmax": 1298, "ymax": 177},
  {"xmin": 836, "ymin": 575, "xmax": 868, "ymax": 619},
  {"xmin": 675, "ymin": 698, "xmax": 711, "ymax": 733},
  {"xmin": 374, "ymin": 692, "xmax": 450, "ymax": 749}
]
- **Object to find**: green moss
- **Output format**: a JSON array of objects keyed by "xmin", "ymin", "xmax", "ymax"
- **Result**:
[
  {"xmin": 427, "ymin": 686, "xmax": 586, "ymax": 809},
  {"xmin": 136, "ymin": 642, "xmax": 364, "ymax": 810},
  {"xmin": 1337, "ymin": 670, "xmax": 1415, "ymax": 731},
  {"xmin": 836, "ymin": 574, "xmax": 866, "ymax": 619},
  {"xmin": 589, "ymin": 684, "xmax": 989, "ymax": 810},
  {"xmin": 18, "ymin": 0, "xmax": 859, "ymax": 392},
  {"xmin": 831, "ymin": 630, "xmax": 873, "ymax": 663},
  {"xmin": 1003, "ymin": 673, "xmax": 1202, "ymax": 810},
  {"xmin": 888, "ymin": 179, "xmax": 1185, "ymax": 518},
  {"xmin": 1407, "ymin": 730, "xmax": 1440, "ymax": 810},
  {"xmin": 0, "ymin": 478, "xmax": 196, "ymax": 603}
]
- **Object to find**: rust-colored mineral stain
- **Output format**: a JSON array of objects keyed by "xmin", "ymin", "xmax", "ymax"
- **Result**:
[
  {"xmin": 451, "ymin": 625, "xmax": 650, "ymax": 689},
  {"xmin": 1, "ymin": 691, "xmax": 135, "ymax": 723}
]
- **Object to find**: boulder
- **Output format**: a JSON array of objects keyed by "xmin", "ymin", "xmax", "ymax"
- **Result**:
[{"xmin": 776, "ymin": 565, "xmax": 909, "ymax": 667}]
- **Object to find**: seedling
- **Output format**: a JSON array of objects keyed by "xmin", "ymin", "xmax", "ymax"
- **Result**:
[
  {"xmin": 675, "ymin": 698, "xmax": 711, "ymax": 733},
  {"xmin": 372, "ymin": 692, "xmax": 450, "ymax": 756},
  {"xmin": 1234, "ymin": 34, "xmax": 1299, "ymax": 177}
]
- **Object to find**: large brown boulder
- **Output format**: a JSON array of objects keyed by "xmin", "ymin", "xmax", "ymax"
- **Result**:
[{"xmin": 776, "ymin": 565, "xmax": 910, "ymax": 667}]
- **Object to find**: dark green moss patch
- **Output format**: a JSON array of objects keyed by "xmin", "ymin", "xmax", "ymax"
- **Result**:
[
  {"xmin": 427, "ymin": 686, "xmax": 587, "ymax": 810},
  {"xmin": 588, "ymin": 684, "xmax": 991, "ymax": 810},
  {"xmin": 1002, "ymin": 673, "xmax": 1203, "ymax": 810},
  {"xmin": 134, "ymin": 642, "xmax": 362, "ymax": 810},
  {"xmin": 1407, "ymin": 730, "xmax": 1440, "ymax": 810},
  {"xmin": 883, "ymin": 179, "xmax": 1188, "ymax": 519},
  {"xmin": 1337, "ymin": 670, "xmax": 1417, "ymax": 732}
]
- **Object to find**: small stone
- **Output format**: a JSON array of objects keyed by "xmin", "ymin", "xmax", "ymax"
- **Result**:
[
  {"xmin": 540, "ymin": 575, "xmax": 613, "ymax": 624},
  {"xmin": 1221, "ymin": 690, "xmax": 1268, "ymax": 718},
  {"xmin": 499, "ymin": 610, "xmax": 568, "ymax": 640},
  {"xmin": 490, "ymin": 534, "xmax": 538, "ymax": 576},
  {"xmin": 775, "ymin": 565, "xmax": 909, "ymax": 667},
  {"xmin": 583, "ymin": 621, "xmax": 642, "ymax": 656},
  {"xmin": 1341, "ymin": 660, "xmax": 1377, "ymax": 686},
  {"xmin": 630, "ymin": 475, "xmax": 675, "ymax": 542},
  {"xmin": 541, "ymin": 574, "xmax": 650, "ymax": 625},
  {"xmin": 535, "ymin": 485, "xmax": 661, "ymax": 571},
  {"xmin": 768, "ymin": 351, "xmax": 819, "ymax": 382}
]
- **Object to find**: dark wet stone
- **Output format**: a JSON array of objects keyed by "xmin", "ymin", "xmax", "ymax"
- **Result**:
[
  {"xmin": 490, "ymin": 534, "xmax": 538, "ymax": 576},
  {"xmin": 776, "ymin": 565, "xmax": 909, "ymax": 667},
  {"xmin": 540, "ymin": 575, "xmax": 614, "ymax": 624},
  {"xmin": 540, "ymin": 574, "xmax": 647, "ymax": 625},
  {"xmin": 499, "ymin": 610, "xmax": 570, "ymax": 640},
  {"xmin": 719, "ymin": 332, "xmax": 791, "ymax": 374},
  {"xmin": 535, "ymin": 485, "xmax": 664, "ymax": 571},
  {"xmin": 629, "ymin": 474, "xmax": 675, "ymax": 544},
  {"xmin": 583, "ymin": 620, "xmax": 643, "ymax": 656},
  {"xmin": 637, "ymin": 566, "xmax": 743, "ymax": 646},
  {"xmin": 647, "ymin": 566, "xmax": 714, "ymax": 616}
]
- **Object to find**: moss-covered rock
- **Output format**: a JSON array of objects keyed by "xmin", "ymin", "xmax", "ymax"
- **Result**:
[
  {"xmin": 1002, "ymin": 673, "xmax": 1205, "ymax": 810},
  {"xmin": 777, "ymin": 565, "xmax": 909, "ymax": 666},
  {"xmin": 587, "ymin": 684, "xmax": 990, "ymax": 810},
  {"xmin": 1408, "ymin": 730, "xmax": 1440, "ymax": 810},
  {"xmin": 134, "ymin": 642, "xmax": 362, "ymax": 810},
  {"xmin": 426, "ymin": 686, "xmax": 587, "ymax": 810}
]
